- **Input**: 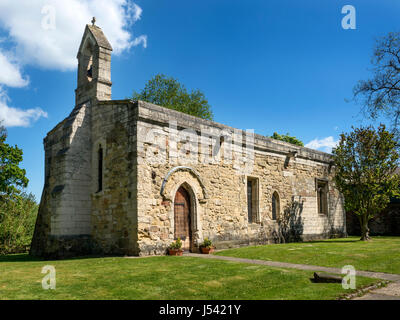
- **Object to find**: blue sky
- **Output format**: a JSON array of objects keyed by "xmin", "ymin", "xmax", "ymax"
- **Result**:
[{"xmin": 0, "ymin": 0, "xmax": 399, "ymax": 201}]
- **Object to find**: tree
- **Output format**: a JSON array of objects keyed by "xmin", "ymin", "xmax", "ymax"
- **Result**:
[
  {"xmin": 271, "ymin": 132, "xmax": 304, "ymax": 147},
  {"xmin": 353, "ymin": 32, "xmax": 400, "ymax": 134},
  {"xmin": 0, "ymin": 123, "xmax": 29, "ymax": 200},
  {"xmin": 0, "ymin": 192, "xmax": 38, "ymax": 254},
  {"xmin": 332, "ymin": 124, "xmax": 400, "ymax": 241},
  {"xmin": 132, "ymin": 74, "xmax": 213, "ymax": 120}
]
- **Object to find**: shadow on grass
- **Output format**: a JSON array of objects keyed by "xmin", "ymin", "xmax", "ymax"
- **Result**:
[
  {"xmin": 0, "ymin": 253, "xmax": 44, "ymax": 263},
  {"xmin": 307, "ymin": 240, "xmax": 361, "ymax": 244},
  {"xmin": 0, "ymin": 253, "xmax": 124, "ymax": 263}
]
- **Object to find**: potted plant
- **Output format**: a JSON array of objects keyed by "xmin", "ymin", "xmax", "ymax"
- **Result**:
[
  {"xmin": 200, "ymin": 238, "xmax": 215, "ymax": 254},
  {"xmin": 168, "ymin": 237, "xmax": 183, "ymax": 256}
]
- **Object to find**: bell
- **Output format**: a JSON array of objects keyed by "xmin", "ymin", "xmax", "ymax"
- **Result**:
[{"xmin": 87, "ymin": 66, "xmax": 93, "ymax": 78}]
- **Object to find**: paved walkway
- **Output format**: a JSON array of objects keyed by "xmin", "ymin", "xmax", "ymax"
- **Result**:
[
  {"xmin": 353, "ymin": 281, "xmax": 400, "ymax": 300},
  {"xmin": 184, "ymin": 253, "xmax": 400, "ymax": 300}
]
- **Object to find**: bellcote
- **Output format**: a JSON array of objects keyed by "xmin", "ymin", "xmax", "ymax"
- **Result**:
[{"xmin": 75, "ymin": 21, "xmax": 113, "ymax": 105}]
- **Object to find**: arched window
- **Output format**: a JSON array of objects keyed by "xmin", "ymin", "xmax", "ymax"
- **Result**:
[
  {"xmin": 272, "ymin": 192, "xmax": 280, "ymax": 220},
  {"xmin": 97, "ymin": 145, "xmax": 103, "ymax": 192}
]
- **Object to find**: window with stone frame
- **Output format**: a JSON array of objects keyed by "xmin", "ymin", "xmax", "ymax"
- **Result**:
[
  {"xmin": 316, "ymin": 179, "xmax": 328, "ymax": 214},
  {"xmin": 97, "ymin": 145, "xmax": 103, "ymax": 192},
  {"xmin": 272, "ymin": 191, "xmax": 280, "ymax": 220},
  {"xmin": 247, "ymin": 177, "xmax": 259, "ymax": 223}
]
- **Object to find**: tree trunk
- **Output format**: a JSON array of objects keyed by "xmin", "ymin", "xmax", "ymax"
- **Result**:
[{"xmin": 360, "ymin": 215, "xmax": 371, "ymax": 241}]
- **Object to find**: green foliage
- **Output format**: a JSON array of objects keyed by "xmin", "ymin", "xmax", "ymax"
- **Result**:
[
  {"xmin": 271, "ymin": 132, "xmax": 304, "ymax": 147},
  {"xmin": 132, "ymin": 74, "xmax": 213, "ymax": 120},
  {"xmin": 169, "ymin": 237, "xmax": 183, "ymax": 250},
  {"xmin": 201, "ymin": 237, "xmax": 213, "ymax": 248},
  {"xmin": 0, "ymin": 192, "xmax": 38, "ymax": 254},
  {"xmin": 0, "ymin": 123, "xmax": 29, "ymax": 199},
  {"xmin": 0, "ymin": 123, "xmax": 33, "ymax": 254},
  {"xmin": 332, "ymin": 124, "xmax": 400, "ymax": 240}
]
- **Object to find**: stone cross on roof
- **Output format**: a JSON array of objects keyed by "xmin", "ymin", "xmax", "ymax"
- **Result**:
[{"xmin": 91, "ymin": 17, "xmax": 96, "ymax": 26}]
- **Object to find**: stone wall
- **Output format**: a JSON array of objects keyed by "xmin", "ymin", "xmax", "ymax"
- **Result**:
[
  {"xmin": 90, "ymin": 100, "xmax": 139, "ymax": 255},
  {"xmin": 30, "ymin": 101, "xmax": 94, "ymax": 258},
  {"xmin": 134, "ymin": 101, "xmax": 346, "ymax": 255}
]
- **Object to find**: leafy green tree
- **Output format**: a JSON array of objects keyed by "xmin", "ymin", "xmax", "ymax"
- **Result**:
[
  {"xmin": 132, "ymin": 74, "xmax": 213, "ymax": 120},
  {"xmin": 271, "ymin": 132, "xmax": 304, "ymax": 147},
  {"xmin": 332, "ymin": 124, "xmax": 400, "ymax": 241},
  {"xmin": 353, "ymin": 32, "xmax": 400, "ymax": 134},
  {"xmin": 0, "ymin": 123, "xmax": 29, "ymax": 199},
  {"xmin": 0, "ymin": 192, "xmax": 38, "ymax": 254}
]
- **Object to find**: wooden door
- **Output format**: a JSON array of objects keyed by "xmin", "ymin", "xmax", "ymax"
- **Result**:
[{"xmin": 174, "ymin": 187, "xmax": 191, "ymax": 251}]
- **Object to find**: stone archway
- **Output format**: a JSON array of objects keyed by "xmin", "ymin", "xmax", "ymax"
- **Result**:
[
  {"xmin": 161, "ymin": 167, "xmax": 206, "ymax": 251},
  {"xmin": 160, "ymin": 166, "xmax": 208, "ymax": 202}
]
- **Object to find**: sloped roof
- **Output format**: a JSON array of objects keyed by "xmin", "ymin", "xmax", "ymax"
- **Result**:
[
  {"xmin": 77, "ymin": 24, "xmax": 113, "ymax": 55},
  {"xmin": 87, "ymin": 25, "xmax": 113, "ymax": 50}
]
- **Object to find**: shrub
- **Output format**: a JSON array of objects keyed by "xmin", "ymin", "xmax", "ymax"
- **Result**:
[
  {"xmin": 271, "ymin": 132, "xmax": 304, "ymax": 147},
  {"xmin": 169, "ymin": 237, "xmax": 183, "ymax": 250},
  {"xmin": 0, "ymin": 193, "xmax": 38, "ymax": 254},
  {"xmin": 200, "ymin": 237, "xmax": 213, "ymax": 248}
]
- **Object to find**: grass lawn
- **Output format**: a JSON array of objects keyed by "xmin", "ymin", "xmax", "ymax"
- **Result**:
[
  {"xmin": 216, "ymin": 236, "xmax": 400, "ymax": 274},
  {"xmin": 0, "ymin": 254, "xmax": 377, "ymax": 300}
]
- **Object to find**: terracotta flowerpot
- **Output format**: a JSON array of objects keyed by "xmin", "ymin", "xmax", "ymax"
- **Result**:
[
  {"xmin": 200, "ymin": 247, "xmax": 215, "ymax": 254},
  {"xmin": 168, "ymin": 249, "xmax": 183, "ymax": 256}
]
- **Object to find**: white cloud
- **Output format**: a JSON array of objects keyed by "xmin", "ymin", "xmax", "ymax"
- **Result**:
[
  {"xmin": 0, "ymin": 1, "xmax": 145, "ymax": 127},
  {"xmin": 133, "ymin": 35, "xmax": 147, "ymax": 48},
  {"xmin": 0, "ymin": 50, "xmax": 29, "ymax": 87},
  {"xmin": 0, "ymin": 88, "xmax": 47, "ymax": 127},
  {"xmin": 131, "ymin": 3, "xmax": 143, "ymax": 22},
  {"xmin": 305, "ymin": 136, "xmax": 339, "ymax": 153},
  {"xmin": 0, "ymin": 0, "xmax": 146, "ymax": 71}
]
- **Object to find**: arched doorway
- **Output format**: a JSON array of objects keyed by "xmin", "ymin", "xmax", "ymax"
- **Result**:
[{"xmin": 174, "ymin": 186, "xmax": 192, "ymax": 251}]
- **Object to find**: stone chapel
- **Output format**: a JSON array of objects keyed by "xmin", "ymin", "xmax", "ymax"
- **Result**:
[{"xmin": 30, "ymin": 22, "xmax": 346, "ymax": 258}]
